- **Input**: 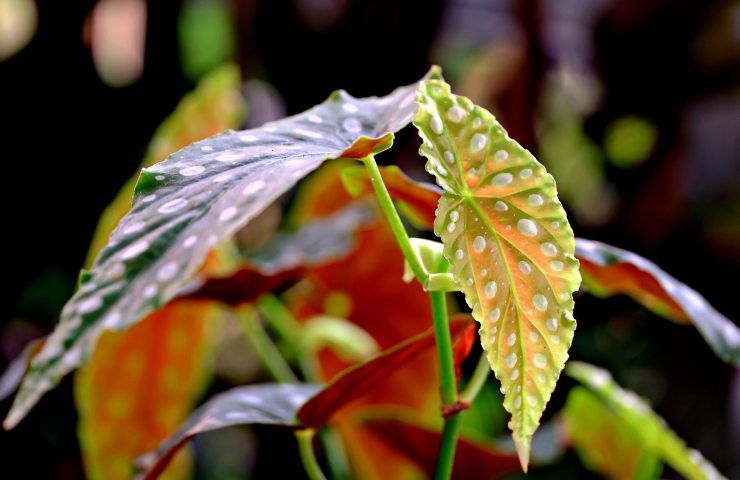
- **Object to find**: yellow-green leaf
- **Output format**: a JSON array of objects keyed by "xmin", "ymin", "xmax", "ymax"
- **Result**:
[
  {"xmin": 566, "ymin": 362, "xmax": 726, "ymax": 480},
  {"xmin": 564, "ymin": 387, "xmax": 661, "ymax": 479},
  {"xmin": 413, "ymin": 78, "xmax": 581, "ymax": 469}
]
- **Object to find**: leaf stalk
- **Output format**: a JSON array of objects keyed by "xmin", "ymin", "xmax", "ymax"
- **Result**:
[{"xmin": 361, "ymin": 155, "xmax": 463, "ymax": 479}]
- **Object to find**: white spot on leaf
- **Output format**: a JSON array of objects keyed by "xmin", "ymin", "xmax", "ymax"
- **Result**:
[
  {"xmin": 517, "ymin": 219, "xmax": 538, "ymax": 237},
  {"xmin": 470, "ymin": 133, "xmax": 487, "ymax": 153},
  {"xmin": 492, "ymin": 173, "xmax": 513, "ymax": 186}
]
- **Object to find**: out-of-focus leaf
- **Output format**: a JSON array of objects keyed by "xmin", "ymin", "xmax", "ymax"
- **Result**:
[
  {"xmin": 363, "ymin": 415, "xmax": 521, "ymax": 479},
  {"xmin": 538, "ymin": 71, "xmax": 616, "ymax": 226},
  {"xmin": 6, "ymin": 72, "xmax": 428, "ymax": 429},
  {"xmin": 135, "ymin": 383, "xmax": 320, "ymax": 480},
  {"xmin": 302, "ymin": 316, "xmax": 380, "ymax": 363},
  {"xmin": 76, "ymin": 301, "xmax": 219, "ymax": 480},
  {"xmin": 178, "ymin": 0, "xmax": 235, "ymax": 81},
  {"xmin": 182, "ymin": 202, "xmax": 375, "ymax": 305},
  {"xmin": 246, "ymin": 203, "xmax": 373, "ymax": 275},
  {"xmin": 339, "ymin": 168, "xmax": 740, "ymax": 364},
  {"xmin": 604, "ymin": 116, "xmax": 657, "ymax": 168},
  {"xmin": 86, "ymin": 64, "xmax": 245, "ymax": 263},
  {"xmin": 0, "ymin": 338, "xmax": 43, "ymax": 400},
  {"xmin": 576, "ymin": 238, "xmax": 740, "ymax": 365},
  {"xmin": 0, "ymin": 0, "xmax": 37, "ymax": 60},
  {"xmin": 566, "ymin": 362, "xmax": 727, "ymax": 480},
  {"xmin": 415, "ymin": 77, "xmax": 580, "ymax": 468},
  {"xmin": 297, "ymin": 316, "xmax": 472, "ymax": 428},
  {"xmin": 453, "ymin": 324, "xmax": 477, "ymax": 381},
  {"xmin": 341, "ymin": 164, "xmax": 441, "ymax": 228},
  {"xmin": 563, "ymin": 387, "xmax": 661, "ymax": 480}
]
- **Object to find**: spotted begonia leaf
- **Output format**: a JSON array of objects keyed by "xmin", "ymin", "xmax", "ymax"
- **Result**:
[
  {"xmin": 339, "ymin": 165, "xmax": 739, "ymax": 365},
  {"xmin": 135, "ymin": 383, "xmax": 320, "ymax": 480},
  {"xmin": 566, "ymin": 362, "xmax": 726, "ymax": 480},
  {"xmin": 575, "ymin": 239, "xmax": 740, "ymax": 365},
  {"xmin": 75, "ymin": 65, "xmax": 244, "ymax": 480},
  {"xmin": 86, "ymin": 63, "xmax": 245, "ymax": 265},
  {"xmin": 413, "ymin": 78, "xmax": 581, "ymax": 469},
  {"xmin": 5, "ymin": 73, "xmax": 429, "ymax": 430}
]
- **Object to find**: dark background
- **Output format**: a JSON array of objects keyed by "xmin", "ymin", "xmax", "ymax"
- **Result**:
[{"xmin": 0, "ymin": 0, "xmax": 738, "ymax": 478}]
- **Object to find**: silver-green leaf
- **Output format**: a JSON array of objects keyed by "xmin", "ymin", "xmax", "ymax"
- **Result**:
[{"xmin": 4, "ymin": 73, "xmax": 429, "ymax": 429}]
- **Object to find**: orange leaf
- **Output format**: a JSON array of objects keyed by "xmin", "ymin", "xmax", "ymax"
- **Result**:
[{"xmin": 75, "ymin": 301, "xmax": 218, "ymax": 480}]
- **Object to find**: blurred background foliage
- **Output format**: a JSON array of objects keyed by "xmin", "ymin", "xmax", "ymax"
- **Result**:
[{"xmin": 0, "ymin": 0, "xmax": 738, "ymax": 478}]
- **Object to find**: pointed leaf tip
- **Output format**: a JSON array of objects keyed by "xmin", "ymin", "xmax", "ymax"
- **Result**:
[
  {"xmin": 514, "ymin": 434, "xmax": 532, "ymax": 472},
  {"xmin": 413, "ymin": 77, "xmax": 580, "ymax": 465}
]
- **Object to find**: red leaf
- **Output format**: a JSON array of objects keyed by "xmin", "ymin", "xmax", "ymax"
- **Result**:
[
  {"xmin": 452, "ymin": 323, "xmax": 477, "ymax": 382},
  {"xmin": 297, "ymin": 316, "xmax": 472, "ymax": 428},
  {"xmin": 364, "ymin": 417, "xmax": 520, "ymax": 479}
]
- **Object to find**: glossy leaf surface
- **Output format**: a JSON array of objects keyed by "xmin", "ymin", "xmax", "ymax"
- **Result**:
[
  {"xmin": 564, "ymin": 387, "xmax": 660, "ymax": 479},
  {"xmin": 136, "ymin": 383, "xmax": 320, "ymax": 480},
  {"xmin": 576, "ymin": 239, "xmax": 739, "ymax": 365},
  {"xmin": 414, "ymin": 78, "xmax": 580, "ymax": 467},
  {"xmin": 566, "ymin": 362, "xmax": 726, "ymax": 480},
  {"xmin": 6, "ymin": 74, "xmax": 426, "ymax": 429},
  {"xmin": 86, "ymin": 64, "xmax": 245, "ymax": 264},
  {"xmin": 364, "ymin": 416, "xmax": 520, "ymax": 479}
]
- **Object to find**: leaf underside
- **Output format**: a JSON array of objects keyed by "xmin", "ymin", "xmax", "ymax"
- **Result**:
[
  {"xmin": 566, "ymin": 362, "xmax": 726, "ymax": 480},
  {"xmin": 414, "ymin": 78, "xmax": 581, "ymax": 467},
  {"xmin": 575, "ymin": 239, "xmax": 740, "ymax": 365},
  {"xmin": 5, "ymin": 73, "xmax": 429, "ymax": 429},
  {"xmin": 135, "ymin": 383, "xmax": 320, "ymax": 480}
]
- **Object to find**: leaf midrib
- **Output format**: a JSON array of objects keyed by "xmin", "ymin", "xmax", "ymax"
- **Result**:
[{"xmin": 465, "ymin": 196, "xmax": 528, "ymax": 427}]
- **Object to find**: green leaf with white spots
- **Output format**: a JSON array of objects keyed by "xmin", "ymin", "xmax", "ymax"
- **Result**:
[
  {"xmin": 4, "ymin": 73, "xmax": 432, "ymax": 430},
  {"xmin": 413, "ymin": 78, "xmax": 581, "ymax": 470},
  {"xmin": 566, "ymin": 362, "xmax": 727, "ymax": 480}
]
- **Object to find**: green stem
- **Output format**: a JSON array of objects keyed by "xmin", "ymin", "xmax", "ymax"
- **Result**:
[
  {"xmin": 435, "ymin": 414, "xmax": 463, "ymax": 480},
  {"xmin": 460, "ymin": 353, "xmax": 490, "ymax": 403},
  {"xmin": 429, "ymin": 291, "xmax": 458, "ymax": 406},
  {"xmin": 256, "ymin": 296, "xmax": 351, "ymax": 479},
  {"xmin": 361, "ymin": 155, "xmax": 427, "ymax": 283},
  {"xmin": 257, "ymin": 295, "xmax": 320, "ymax": 380},
  {"xmin": 429, "ymin": 291, "xmax": 461, "ymax": 479},
  {"xmin": 239, "ymin": 308, "xmax": 297, "ymax": 383},
  {"xmin": 363, "ymin": 154, "xmax": 463, "ymax": 479},
  {"xmin": 297, "ymin": 429, "xmax": 328, "ymax": 480}
]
